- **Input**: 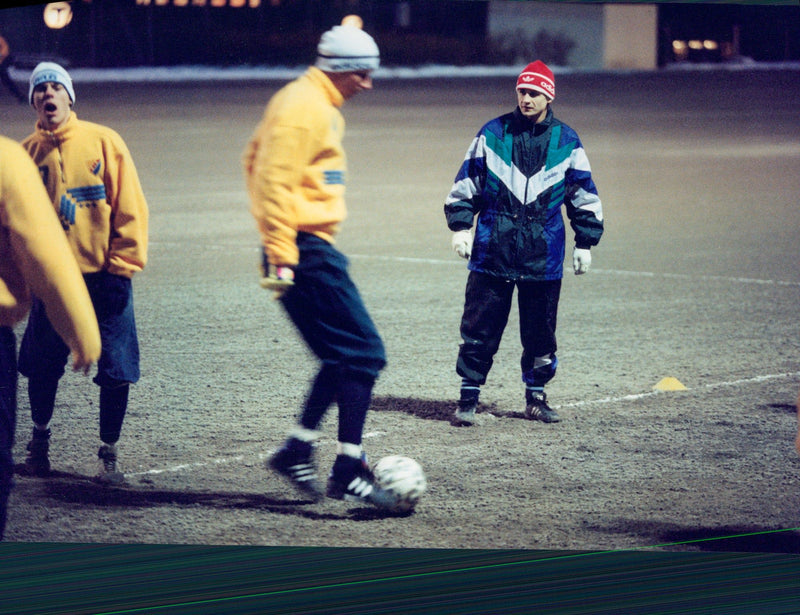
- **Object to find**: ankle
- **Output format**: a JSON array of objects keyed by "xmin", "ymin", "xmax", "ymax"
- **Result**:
[{"xmin": 32, "ymin": 426, "xmax": 51, "ymax": 440}]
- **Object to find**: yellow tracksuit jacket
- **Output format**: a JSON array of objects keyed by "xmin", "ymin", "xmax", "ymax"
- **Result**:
[
  {"xmin": 243, "ymin": 66, "xmax": 347, "ymax": 266},
  {"xmin": 0, "ymin": 135, "xmax": 100, "ymax": 359},
  {"xmin": 22, "ymin": 111, "xmax": 148, "ymax": 278}
]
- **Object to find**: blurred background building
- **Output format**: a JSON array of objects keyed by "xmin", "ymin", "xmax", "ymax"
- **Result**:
[{"xmin": 1, "ymin": 0, "xmax": 798, "ymax": 70}]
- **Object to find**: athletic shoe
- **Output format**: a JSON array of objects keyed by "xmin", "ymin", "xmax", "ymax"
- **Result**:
[
  {"xmin": 268, "ymin": 445, "xmax": 323, "ymax": 501},
  {"xmin": 525, "ymin": 392, "xmax": 561, "ymax": 423},
  {"xmin": 453, "ymin": 401, "xmax": 477, "ymax": 426},
  {"xmin": 95, "ymin": 445, "xmax": 126, "ymax": 485},
  {"xmin": 326, "ymin": 455, "xmax": 400, "ymax": 510},
  {"xmin": 24, "ymin": 430, "xmax": 51, "ymax": 477}
]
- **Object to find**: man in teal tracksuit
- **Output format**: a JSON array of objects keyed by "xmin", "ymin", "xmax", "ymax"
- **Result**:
[{"xmin": 444, "ymin": 60, "xmax": 604, "ymax": 426}]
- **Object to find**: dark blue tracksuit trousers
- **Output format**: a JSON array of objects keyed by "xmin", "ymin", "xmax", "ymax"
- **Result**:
[
  {"xmin": 278, "ymin": 233, "xmax": 386, "ymax": 446},
  {"xmin": 457, "ymin": 270, "xmax": 561, "ymax": 388},
  {"xmin": 18, "ymin": 270, "xmax": 139, "ymax": 444}
]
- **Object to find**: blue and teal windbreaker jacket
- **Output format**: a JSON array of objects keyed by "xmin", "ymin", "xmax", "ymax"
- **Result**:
[{"xmin": 444, "ymin": 108, "xmax": 604, "ymax": 281}]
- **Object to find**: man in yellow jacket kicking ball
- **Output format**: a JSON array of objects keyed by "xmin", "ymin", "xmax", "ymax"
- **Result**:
[{"xmin": 244, "ymin": 20, "xmax": 398, "ymax": 509}]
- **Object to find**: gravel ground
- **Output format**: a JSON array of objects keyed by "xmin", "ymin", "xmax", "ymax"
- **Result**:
[{"xmin": 2, "ymin": 68, "xmax": 800, "ymax": 554}]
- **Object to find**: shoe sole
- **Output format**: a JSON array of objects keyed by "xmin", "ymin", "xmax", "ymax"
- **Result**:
[
  {"xmin": 95, "ymin": 472, "xmax": 126, "ymax": 486},
  {"xmin": 344, "ymin": 493, "xmax": 398, "ymax": 509},
  {"xmin": 330, "ymin": 488, "xmax": 400, "ymax": 510},
  {"xmin": 23, "ymin": 464, "xmax": 51, "ymax": 478},
  {"xmin": 327, "ymin": 478, "xmax": 400, "ymax": 510},
  {"xmin": 453, "ymin": 409, "xmax": 476, "ymax": 426},
  {"xmin": 525, "ymin": 410, "xmax": 561, "ymax": 423}
]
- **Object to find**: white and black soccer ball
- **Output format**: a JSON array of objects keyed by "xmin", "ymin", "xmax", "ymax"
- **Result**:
[{"xmin": 372, "ymin": 455, "xmax": 426, "ymax": 512}]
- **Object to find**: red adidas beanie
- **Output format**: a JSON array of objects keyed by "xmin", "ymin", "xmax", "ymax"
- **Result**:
[{"xmin": 515, "ymin": 60, "xmax": 555, "ymax": 100}]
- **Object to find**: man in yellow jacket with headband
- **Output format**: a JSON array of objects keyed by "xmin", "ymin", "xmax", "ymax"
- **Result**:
[{"xmin": 244, "ymin": 21, "xmax": 398, "ymax": 509}]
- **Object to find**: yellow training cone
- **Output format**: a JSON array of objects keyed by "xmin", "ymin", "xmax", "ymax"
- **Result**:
[{"xmin": 653, "ymin": 377, "xmax": 688, "ymax": 391}]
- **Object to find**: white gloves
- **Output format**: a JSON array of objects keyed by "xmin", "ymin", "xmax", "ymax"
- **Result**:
[
  {"xmin": 452, "ymin": 231, "xmax": 592, "ymax": 274},
  {"xmin": 451, "ymin": 229, "xmax": 473, "ymax": 260},
  {"xmin": 572, "ymin": 247, "xmax": 592, "ymax": 275}
]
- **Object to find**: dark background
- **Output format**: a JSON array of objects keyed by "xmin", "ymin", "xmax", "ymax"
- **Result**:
[{"xmin": 0, "ymin": 0, "xmax": 799, "ymax": 68}]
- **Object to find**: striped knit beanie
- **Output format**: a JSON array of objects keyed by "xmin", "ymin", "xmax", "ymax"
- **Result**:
[
  {"xmin": 515, "ymin": 60, "xmax": 555, "ymax": 101},
  {"xmin": 316, "ymin": 25, "xmax": 380, "ymax": 73},
  {"xmin": 29, "ymin": 62, "xmax": 75, "ymax": 105}
]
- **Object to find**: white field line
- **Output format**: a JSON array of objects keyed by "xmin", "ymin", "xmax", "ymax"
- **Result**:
[
  {"xmin": 144, "ymin": 246, "xmax": 800, "ymax": 288},
  {"xmin": 347, "ymin": 255, "xmax": 800, "ymax": 288},
  {"xmin": 126, "ymin": 440, "xmax": 382, "ymax": 478},
  {"xmin": 126, "ymin": 372, "xmax": 800, "ymax": 478},
  {"xmin": 347, "ymin": 254, "xmax": 800, "ymax": 287},
  {"xmin": 590, "ymin": 268, "xmax": 800, "ymax": 288},
  {"xmin": 557, "ymin": 371, "xmax": 800, "ymax": 410}
]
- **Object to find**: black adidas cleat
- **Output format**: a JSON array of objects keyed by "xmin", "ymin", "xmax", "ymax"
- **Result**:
[
  {"xmin": 326, "ymin": 455, "xmax": 400, "ymax": 510},
  {"xmin": 524, "ymin": 392, "xmax": 561, "ymax": 423},
  {"xmin": 268, "ymin": 445, "xmax": 323, "ymax": 501}
]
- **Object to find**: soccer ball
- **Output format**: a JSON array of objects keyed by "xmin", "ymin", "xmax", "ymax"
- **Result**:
[{"xmin": 372, "ymin": 455, "xmax": 426, "ymax": 512}]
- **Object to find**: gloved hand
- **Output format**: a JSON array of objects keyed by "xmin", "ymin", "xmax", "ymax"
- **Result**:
[
  {"xmin": 451, "ymin": 229, "xmax": 473, "ymax": 259},
  {"xmin": 260, "ymin": 264, "xmax": 295, "ymax": 299},
  {"xmin": 572, "ymin": 247, "xmax": 591, "ymax": 275}
]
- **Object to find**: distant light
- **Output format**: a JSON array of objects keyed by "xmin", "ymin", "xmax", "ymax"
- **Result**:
[
  {"xmin": 43, "ymin": 2, "xmax": 73, "ymax": 29},
  {"xmin": 672, "ymin": 40, "xmax": 689, "ymax": 61},
  {"xmin": 137, "ymin": 0, "xmax": 260, "ymax": 5},
  {"xmin": 688, "ymin": 40, "xmax": 703, "ymax": 50},
  {"xmin": 703, "ymin": 40, "xmax": 719, "ymax": 51}
]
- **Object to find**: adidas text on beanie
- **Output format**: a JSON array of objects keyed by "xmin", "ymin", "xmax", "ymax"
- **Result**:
[
  {"xmin": 29, "ymin": 62, "xmax": 75, "ymax": 105},
  {"xmin": 516, "ymin": 60, "xmax": 555, "ymax": 101}
]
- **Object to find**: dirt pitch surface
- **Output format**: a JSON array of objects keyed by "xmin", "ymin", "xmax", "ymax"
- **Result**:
[{"xmin": 3, "ymin": 68, "xmax": 800, "ymax": 553}]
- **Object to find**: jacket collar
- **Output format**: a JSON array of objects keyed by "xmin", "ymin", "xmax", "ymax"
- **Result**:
[
  {"xmin": 511, "ymin": 106, "xmax": 553, "ymax": 134},
  {"xmin": 305, "ymin": 66, "xmax": 344, "ymax": 108},
  {"xmin": 35, "ymin": 110, "xmax": 77, "ymax": 139}
]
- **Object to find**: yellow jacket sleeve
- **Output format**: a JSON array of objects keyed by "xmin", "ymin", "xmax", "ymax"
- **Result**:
[
  {"xmin": 246, "ymin": 123, "xmax": 314, "ymax": 266},
  {"xmin": 0, "ymin": 136, "xmax": 100, "ymax": 365},
  {"xmin": 104, "ymin": 133, "xmax": 149, "ymax": 278}
]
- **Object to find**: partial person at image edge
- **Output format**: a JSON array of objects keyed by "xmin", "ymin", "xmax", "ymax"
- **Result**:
[{"xmin": 0, "ymin": 135, "xmax": 100, "ymax": 539}]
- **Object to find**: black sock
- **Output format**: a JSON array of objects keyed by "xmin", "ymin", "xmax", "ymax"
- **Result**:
[
  {"xmin": 32, "ymin": 426, "xmax": 50, "ymax": 440},
  {"xmin": 331, "ymin": 454, "xmax": 362, "ymax": 480},
  {"xmin": 526, "ymin": 386, "xmax": 545, "ymax": 404},
  {"xmin": 459, "ymin": 378, "xmax": 480, "ymax": 406},
  {"xmin": 99, "ymin": 385, "xmax": 129, "ymax": 444},
  {"xmin": 28, "ymin": 377, "xmax": 58, "ymax": 427}
]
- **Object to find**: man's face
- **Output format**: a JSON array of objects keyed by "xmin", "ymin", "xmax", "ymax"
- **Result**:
[
  {"xmin": 516, "ymin": 87, "xmax": 549, "ymax": 123},
  {"xmin": 31, "ymin": 81, "xmax": 72, "ymax": 130},
  {"xmin": 329, "ymin": 70, "xmax": 374, "ymax": 100}
]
